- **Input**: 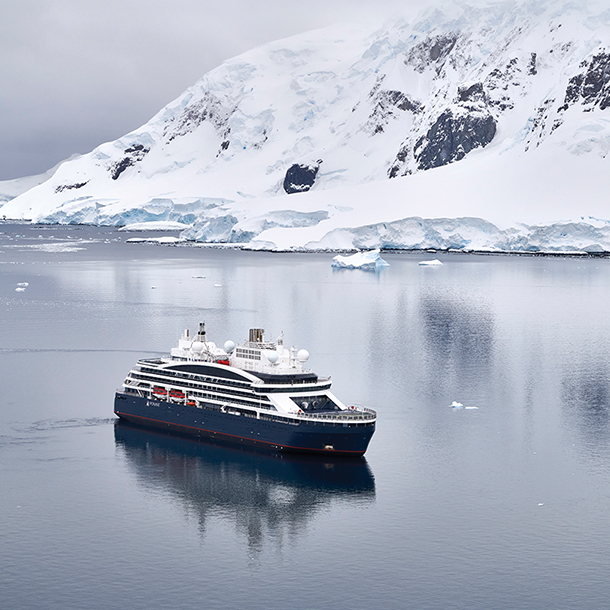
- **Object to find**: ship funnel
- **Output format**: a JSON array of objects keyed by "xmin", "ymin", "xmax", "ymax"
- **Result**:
[{"xmin": 249, "ymin": 328, "xmax": 264, "ymax": 343}]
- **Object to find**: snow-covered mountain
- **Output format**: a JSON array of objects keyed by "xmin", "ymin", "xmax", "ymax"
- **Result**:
[
  {"xmin": 3, "ymin": 0, "xmax": 610, "ymax": 252},
  {"xmin": 0, "ymin": 154, "xmax": 81, "ymax": 205}
]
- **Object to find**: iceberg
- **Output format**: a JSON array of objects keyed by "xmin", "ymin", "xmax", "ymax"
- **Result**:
[
  {"xmin": 419, "ymin": 259, "xmax": 443, "ymax": 266},
  {"xmin": 331, "ymin": 249, "xmax": 390, "ymax": 271}
]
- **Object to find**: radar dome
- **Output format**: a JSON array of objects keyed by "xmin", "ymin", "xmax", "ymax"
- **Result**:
[
  {"xmin": 192, "ymin": 341, "xmax": 204, "ymax": 353},
  {"xmin": 224, "ymin": 340, "xmax": 236, "ymax": 354},
  {"xmin": 297, "ymin": 349, "xmax": 310, "ymax": 363},
  {"xmin": 267, "ymin": 351, "xmax": 279, "ymax": 364}
]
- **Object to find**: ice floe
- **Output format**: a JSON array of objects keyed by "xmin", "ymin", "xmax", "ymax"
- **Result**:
[
  {"xmin": 451, "ymin": 401, "xmax": 478, "ymax": 410},
  {"xmin": 331, "ymin": 249, "xmax": 390, "ymax": 271},
  {"xmin": 419, "ymin": 259, "xmax": 443, "ymax": 266}
]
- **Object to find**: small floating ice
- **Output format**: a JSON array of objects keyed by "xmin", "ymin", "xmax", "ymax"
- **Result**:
[
  {"xmin": 419, "ymin": 259, "xmax": 443, "ymax": 266},
  {"xmin": 214, "ymin": 284, "xmax": 222, "ymax": 287},
  {"xmin": 192, "ymin": 276, "xmax": 206, "ymax": 279},
  {"xmin": 151, "ymin": 286, "xmax": 157, "ymax": 289},
  {"xmin": 15, "ymin": 287, "xmax": 26, "ymax": 292},
  {"xmin": 331, "ymin": 249, "xmax": 389, "ymax": 271},
  {"xmin": 16, "ymin": 282, "xmax": 29, "ymax": 287},
  {"xmin": 451, "ymin": 401, "xmax": 478, "ymax": 410}
]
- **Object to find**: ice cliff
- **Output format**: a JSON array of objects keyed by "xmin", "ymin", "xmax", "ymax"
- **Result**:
[{"xmin": 2, "ymin": 0, "xmax": 610, "ymax": 253}]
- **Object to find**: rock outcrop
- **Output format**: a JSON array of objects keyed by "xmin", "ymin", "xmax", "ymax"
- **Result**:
[
  {"xmin": 283, "ymin": 161, "xmax": 322, "ymax": 194},
  {"xmin": 414, "ymin": 104, "xmax": 497, "ymax": 171},
  {"xmin": 561, "ymin": 51, "xmax": 610, "ymax": 111},
  {"xmin": 110, "ymin": 144, "xmax": 149, "ymax": 180}
]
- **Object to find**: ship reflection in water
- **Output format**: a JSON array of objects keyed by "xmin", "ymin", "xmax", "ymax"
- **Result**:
[{"xmin": 114, "ymin": 421, "xmax": 375, "ymax": 551}]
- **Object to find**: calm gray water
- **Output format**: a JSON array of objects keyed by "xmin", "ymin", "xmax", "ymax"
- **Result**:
[{"xmin": 2, "ymin": 224, "xmax": 610, "ymax": 610}]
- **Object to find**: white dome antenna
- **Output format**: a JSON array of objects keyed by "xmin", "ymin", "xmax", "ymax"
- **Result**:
[
  {"xmin": 297, "ymin": 349, "xmax": 309, "ymax": 363},
  {"xmin": 224, "ymin": 340, "xmax": 236, "ymax": 354},
  {"xmin": 267, "ymin": 351, "xmax": 279, "ymax": 364}
]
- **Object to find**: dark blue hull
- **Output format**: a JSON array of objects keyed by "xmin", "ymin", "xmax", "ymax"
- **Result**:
[{"xmin": 114, "ymin": 393, "xmax": 375, "ymax": 456}]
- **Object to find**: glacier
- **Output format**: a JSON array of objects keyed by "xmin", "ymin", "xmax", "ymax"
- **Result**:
[{"xmin": 2, "ymin": 0, "xmax": 610, "ymax": 254}]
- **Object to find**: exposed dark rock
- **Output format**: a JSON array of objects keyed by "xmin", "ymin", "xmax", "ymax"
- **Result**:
[
  {"xmin": 405, "ymin": 34, "xmax": 459, "ymax": 73},
  {"xmin": 414, "ymin": 105, "xmax": 496, "ymax": 170},
  {"xmin": 388, "ymin": 146, "xmax": 410, "ymax": 178},
  {"xmin": 366, "ymin": 89, "xmax": 423, "ymax": 134},
  {"xmin": 458, "ymin": 83, "xmax": 486, "ymax": 103},
  {"xmin": 384, "ymin": 90, "xmax": 423, "ymax": 112},
  {"xmin": 560, "ymin": 52, "xmax": 610, "ymax": 111},
  {"xmin": 124, "ymin": 144, "xmax": 147, "ymax": 154},
  {"xmin": 484, "ymin": 58, "xmax": 522, "ymax": 110},
  {"xmin": 528, "ymin": 52, "xmax": 538, "ymax": 76},
  {"xmin": 283, "ymin": 161, "xmax": 322, "ymax": 194},
  {"xmin": 252, "ymin": 129, "xmax": 268, "ymax": 150},
  {"xmin": 110, "ymin": 145, "xmax": 150, "ymax": 180},
  {"xmin": 111, "ymin": 157, "xmax": 134, "ymax": 180},
  {"xmin": 165, "ymin": 91, "xmax": 235, "ymax": 142},
  {"xmin": 55, "ymin": 181, "xmax": 89, "ymax": 193}
]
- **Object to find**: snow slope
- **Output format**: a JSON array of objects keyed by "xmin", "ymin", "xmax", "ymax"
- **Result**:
[
  {"xmin": 3, "ymin": 0, "xmax": 610, "ymax": 252},
  {"xmin": 0, "ymin": 154, "xmax": 81, "ymax": 204}
]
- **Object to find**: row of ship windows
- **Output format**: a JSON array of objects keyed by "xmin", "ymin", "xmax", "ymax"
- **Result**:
[
  {"xmin": 141, "ymin": 364, "xmax": 324, "ymax": 393},
  {"xmin": 131, "ymin": 371, "xmax": 269, "ymax": 404},
  {"xmin": 127, "ymin": 381, "xmax": 274, "ymax": 410},
  {"xmin": 133, "ymin": 384, "xmax": 274, "ymax": 411},
  {"xmin": 188, "ymin": 390, "xmax": 274, "ymax": 410},
  {"xmin": 235, "ymin": 348, "xmax": 261, "ymax": 360},
  {"xmin": 139, "ymin": 366, "xmax": 251, "ymax": 389},
  {"xmin": 140, "ymin": 393, "xmax": 373, "ymax": 427},
  {"xmin": 135, "ymin": 369, "xmax": 329, "ymax": 400}
]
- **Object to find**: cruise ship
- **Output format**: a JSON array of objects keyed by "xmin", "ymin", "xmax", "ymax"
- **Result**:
[{"xmin": 114, "ymin": 323, "xmax": 376, "ymax": 455}]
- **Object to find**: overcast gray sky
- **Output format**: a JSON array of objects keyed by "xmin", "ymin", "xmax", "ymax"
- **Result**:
[{"xmin": 0, "ymin": 0, "xmax": 433, "ymax": 180}]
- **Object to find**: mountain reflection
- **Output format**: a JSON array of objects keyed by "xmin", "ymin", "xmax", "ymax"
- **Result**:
[
  {"xmin": 114, "ymin": 421, "xmax": 375, "ymax": 551},
  {"xmin": 418, "ymin": 292, "xmax": 494, "ymax": 396},
  {"xmin": 561, "ymin": 362, "xmax": 610, "ymax": 459}
]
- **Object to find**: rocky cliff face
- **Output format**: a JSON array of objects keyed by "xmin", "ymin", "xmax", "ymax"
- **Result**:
[{"xmin": 561, "ymin": 52, "xmax": 610, "ymax": 110}]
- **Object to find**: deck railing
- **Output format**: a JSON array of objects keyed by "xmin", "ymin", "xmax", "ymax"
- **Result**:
[{"xmin": 297, "ymin": 406, "xmax": 376, "ymax": 422}]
